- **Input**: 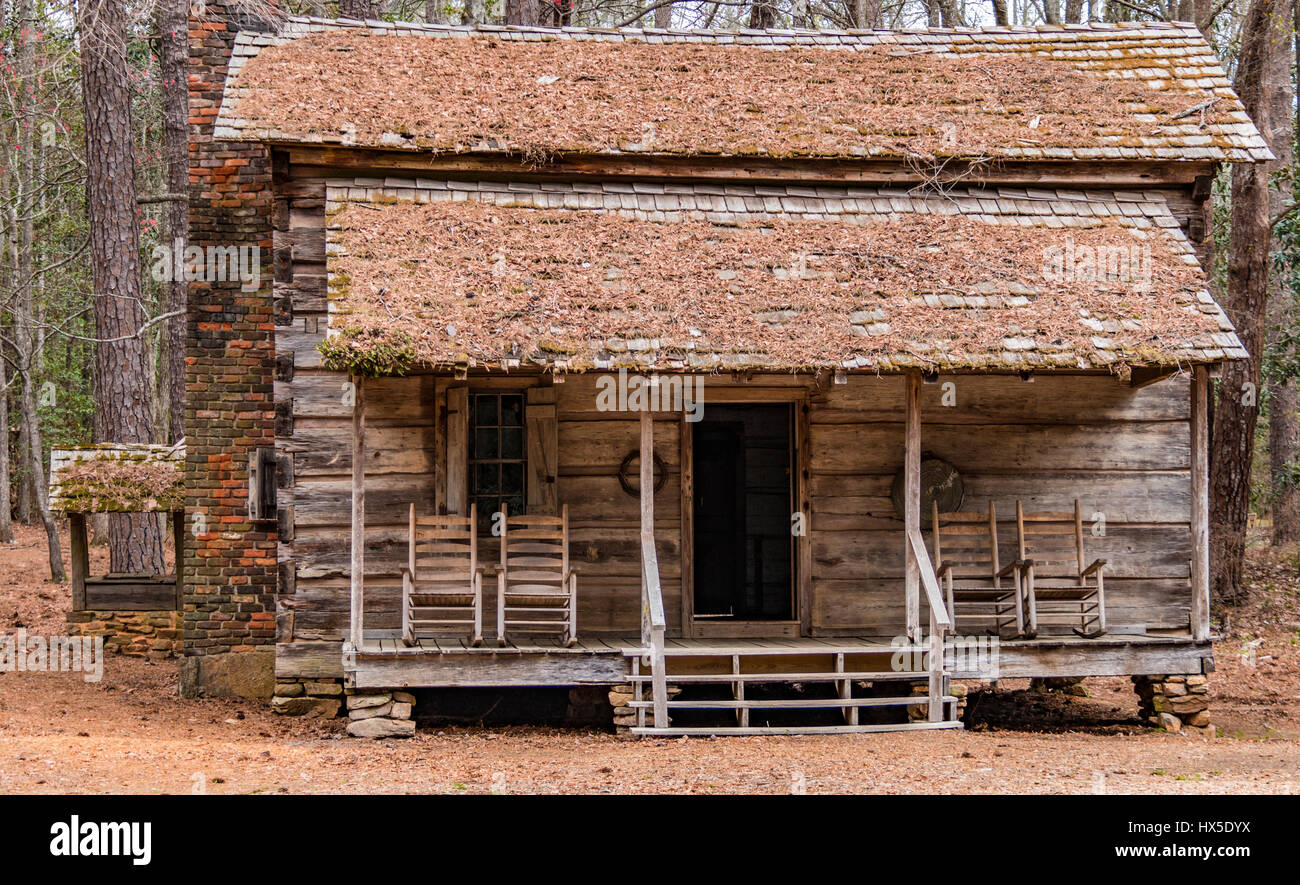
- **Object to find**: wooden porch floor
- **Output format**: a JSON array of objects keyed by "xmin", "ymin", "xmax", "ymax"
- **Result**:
[{"xmin": 346, "ymin": 633, "xmax": 1213, "ymax": 690}]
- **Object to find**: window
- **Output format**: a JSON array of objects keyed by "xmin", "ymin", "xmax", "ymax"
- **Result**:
[{"xmin": 469, "ymin": 392, "xmax": 525, "ymax": 531}]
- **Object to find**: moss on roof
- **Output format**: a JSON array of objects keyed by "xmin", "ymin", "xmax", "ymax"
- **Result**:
[
  {"xmin": 319, "ymin": 196, "xmax": 1232, "ymax": 374},
  {"xmin": 223, "ymin": 25, "xmax": 1261, "ymax": 162},
  {"xmin": 49, "ymin": 446, "xmax": 184, "ymax": 513}
]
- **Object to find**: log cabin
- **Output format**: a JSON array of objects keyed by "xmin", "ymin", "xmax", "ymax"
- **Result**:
[{"xmin": 183, "ymin": 7, "xmax": 1268, "ymax": 735}]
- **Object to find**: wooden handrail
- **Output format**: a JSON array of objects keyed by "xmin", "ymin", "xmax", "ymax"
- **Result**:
[
  {"xmin": 640, "ymin": 531, "xmax": 668, "ymax": 727},
  {"xmin": 640, "ymin": 532, "xmax": 667, "ymax": 633},
  {"xmin": 908, "ymin": 528, "xmax": 952, "ymax": 631}
]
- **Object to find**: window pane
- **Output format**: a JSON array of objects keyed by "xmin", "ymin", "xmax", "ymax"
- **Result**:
[
  {"xmin": 500, "ymin": 427, "xmax": 524, "ymax": 460},
  {"xmin": 474, "ymin": 463, "xmax": 499, "ymax": 495},
  {"xmin": 506, "ymin": 496, "xmax": 525, "ymax": 519},
  {"xmin": 500, "ymin": 395, "xmax": 524, "ymax": 426},
  {"xmin": 475, "ymin": 500, "xmax": 495, "ymax": 533},
  {"xmin": 502, "ymin": 462, "xmax": 525, "ymax": 496},
  {"xmin": 475, "ymin": 395, "xmax": 498, "ymax": 427},
  {"xmin": 475, "ymin": 427, "xmax": 499, "ymax": 460}
]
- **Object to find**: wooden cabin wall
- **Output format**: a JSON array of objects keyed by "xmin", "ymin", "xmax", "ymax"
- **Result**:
[{"xmin": 810, "ymin": 373, "xmax": 1194, "ymax": 637}]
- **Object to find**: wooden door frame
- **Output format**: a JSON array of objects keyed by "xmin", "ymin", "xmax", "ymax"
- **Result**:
[{"xmin": 680, "ymin": 391, "xmax": 810, "ymax": 638}]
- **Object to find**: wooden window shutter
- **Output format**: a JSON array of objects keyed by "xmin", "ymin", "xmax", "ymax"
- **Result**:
[
  {"xmin": 446, "ymin": 386, "xmax": 469, "ymax": 515},
  {"xmin": 525, "ymin": 387, "xmax": 558, "ymax": 515},
  {"xmin": 248, "ymin": 447, "xmax": 278, "ymax": 522}
]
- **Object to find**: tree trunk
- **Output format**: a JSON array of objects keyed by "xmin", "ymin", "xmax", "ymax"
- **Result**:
[
  {"xmin": 0, "ymin": 351, "xmax": 11, "ymax": 544},
  {"xmin": 505, "ymin": 0, "xmax": 543, "ymax": 25},
  {"xmin": 1065, "ymin": 0, "xmax": 1085, "ymax": 21},
  {"xmin": 1043, "ymin": 0, "xmax": 1062, "ymax": 24},
  {"xmin": 936, "ymin": 0, "xmax": 963, "ymax": 25},
  {"xmin": 1211, "ymin": 0, "xmax": 1284, "ymax": 603},
  {"xmin": 1269, "ymin": 0, "xmax": 1300, "ymax": 545},
  {"xmin": 748, "ymin": 0, "xmax": 777, "ymax": 28},
  {"xmin": 339, "ymin": 0, "xmax": 371, "ymax": 18},
  {"xmin": 461, "ymin": 0, "xmax": 486, "ymax": 24},
  {"xmin": 160, "ymin": 0, "xmax": 188, "ymax": 445},
  {"xmin": 655, "ymin": 0, "xmax": 672, "ymax": 27},
  {"xmin": 80, "ymin": 0, "xmax": 166, "ymax": 575},
  {"xmin": 992, "ymin": 0, "xmax": 1009, "ymax": 25},
  {"xmin": 12, "ymin": 0, "xmax": 63, "ymax": 578}
]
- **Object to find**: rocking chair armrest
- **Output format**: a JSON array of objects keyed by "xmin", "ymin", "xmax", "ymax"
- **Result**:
[
  {"xmin": 493, "ymin": 564, "xmax": 506, "ymax": 574},
  {"xmin": 1081, "ymin": 558, "xmax": 1108, "ymax": 577},
  {"xmin": 474, "ymin": 565, "xmax": 490, "ymax": 576},
  {"xmin": 997, "ymin": 560, "xmax": 1027, "ymax": 579},
  {"xmin": 935, "ymin": 561, "xmax": 954, "ymax": 578},
  {"xmin": 564, "ymin": 565, "xmax": 581, "ymax": 581}
]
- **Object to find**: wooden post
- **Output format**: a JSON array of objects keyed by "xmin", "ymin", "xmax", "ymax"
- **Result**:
[
  {"xmin": 350, "ymin": 375, "xmax": 366, "ymax": 649},
  {"xmin": 904, "ymin": 371, "xmax": 922, "ymax": 645},
  {"xmin": 640, "ymin": 409, "xmax": 668, "ymax": 727},
  {"xmin": 69, "ymin": 513, "xmax": 89, "ymax": 612},
  {"xmin": 1191, "ymin": 366, "xmax": 1210, "ymax": 641},
  {"xmin": 640, "ymin": 410, "xmax": 654, "ymax": 537}
]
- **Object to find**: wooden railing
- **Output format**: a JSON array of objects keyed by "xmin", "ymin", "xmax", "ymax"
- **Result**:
[
  {"xmin": 908, "ymin": 528, "xmax": 951, "ymax": 723},
  {"xmin": 640, "ymin": 532, "xmax": 668, "ymax": 727}
]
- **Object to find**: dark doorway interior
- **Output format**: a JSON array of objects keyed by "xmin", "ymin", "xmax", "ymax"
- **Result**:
[{"xmin": 692, "ymin": 403, "xmax": 794, "ymax": 621}]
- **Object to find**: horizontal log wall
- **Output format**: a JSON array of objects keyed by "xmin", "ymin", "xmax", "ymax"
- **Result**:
[{"xmin": 809, "ymin": 373, "xmax": 1193, "ymax": 636}]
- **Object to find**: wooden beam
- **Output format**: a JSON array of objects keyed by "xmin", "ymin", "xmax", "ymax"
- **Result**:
[
  {"xmin": 1190, "ymin": 366, "xmax": 1210, "ymax": 641},
  {"xmin": 350, "ymin": 375, "xmax": 366, "ymax": 648},
  {"xmin": 904, "ymin": 371, "xmax": 922, "ymax": 644},
  {"xmin": 69, "ymin": 513, "xmax": 88, "ymax": 612},
  {"xmin": 640, "ymin": 409, "xmax": 654, "ymax": 537},
  {"xmin": 679, "ymin": 414, "xmax": 694, "ymax": 638},
  {"xmin": 285, "ymin": 146, "xmax": 1216, "ymax": 189},
  {"xmin": 1129, "ymin": 365, "xmax": 1180, "ymax": 389}
]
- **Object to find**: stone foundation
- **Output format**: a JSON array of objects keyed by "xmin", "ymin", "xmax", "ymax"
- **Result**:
[
  {"xmin": 610, "ymin": 682, "xmax": 680, "ymax": 732},
  {"xmin": 1029, "ymin": 676, "xmax": 1089, "ymax": 696},
  {"xmin": 345, "ymin": 691, "xmax": 417, "ymax": 738},
  {"xmin": 1133, "ymin": 674, "xmax": 1213, "ymax": 736},
  {"xmin": 907, "ymin": 680, "xmax": 968, "ymax": 721},
  {"xmin": 272, "ymin": 678, "xmax": 345, "ymax": 717},
  {"xmin": 65, "ymin": 610, "xmax": 183, "ymax": 659}
]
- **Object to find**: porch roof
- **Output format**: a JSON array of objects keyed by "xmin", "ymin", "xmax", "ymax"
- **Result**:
[
  {"xmin": 48, "ymin": 443, "xmax": 185, "ymax": 514},
  {"xmin": 318, "ymin": 178, "xmax": 1243, "ymax": 375},
  {"xmin": 215, "ymin": 17, "xmax": 1271, "ymax": 164}
]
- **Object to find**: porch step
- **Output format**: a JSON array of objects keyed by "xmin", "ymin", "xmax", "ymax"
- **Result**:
[
  {"xmin": 621, "ymin": 643, "xmax": 919, "ymax": 657},
  {"xmin": 628, "ymin": 721, "xmax": 965, "ymax": 737},
  {"xmin": 627, "ymin": 695, "xmax": 958, "ymax": 710},
  {"xmin": 623, "ymin": 670, "xmax": 934, "ymax": 683},
  {"xmin": 621, "ymin": 639, "xmax": 958, "ymax": 736}
]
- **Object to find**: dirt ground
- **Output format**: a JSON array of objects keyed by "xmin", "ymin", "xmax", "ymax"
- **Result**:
[{"xmin": 2, "ymin": 523, "xmax": 1298, "ymax": 795}]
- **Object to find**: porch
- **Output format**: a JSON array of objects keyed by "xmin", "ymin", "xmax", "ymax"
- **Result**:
[{"xmin": 327, "ymin": 367, "xmax": 1216, "ymax": 735}]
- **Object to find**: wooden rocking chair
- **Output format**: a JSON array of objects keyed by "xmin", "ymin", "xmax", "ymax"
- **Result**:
[
  {"xmin": 1015, "ymin": 499, "xmax": 1108, "ymax": 639},
  {"xmin": 931, "ymin": 501, "xmax": 1025, "ymax": 638},
  {"xmin": 496, "ymin": 503, "xmax": 578, "ymax": 647},
  {"xmin": 401, "ymin": 503, "xmax": 483, "ymax": 647}
]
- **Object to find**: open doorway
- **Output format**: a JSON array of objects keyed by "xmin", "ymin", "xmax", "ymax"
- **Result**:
[{"xmin": 691, "ymin": 403, "xmax": 794, "ymax": 625}]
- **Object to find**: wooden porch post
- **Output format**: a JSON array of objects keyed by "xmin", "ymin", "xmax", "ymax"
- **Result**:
[
  {"xmin": 904, "ymin": 371, "xmax": 922, "ymax": 644},
  {"xmin": 350, "ymin": 375, "xmax": 366, "ymax": 649},
  {"xmin": 641, "ymin": 407, "xmax": 668, "ymax": 727},
  {"xmin": 1190, "ymin": 366, "xmax": 1210, "ymax": 641}
]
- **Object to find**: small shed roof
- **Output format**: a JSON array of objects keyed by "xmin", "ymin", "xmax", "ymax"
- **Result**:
[
  {"xmin": 216, "ymin": 17, "xmax": 1271, "ymax": 164},
  {"xmin": 319, "ymin": 178, "xmax": 1244, "ymax": 375},
  {"xmin": 49, "ymin": 444, "xmax": 185, "ymax": 514}
]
